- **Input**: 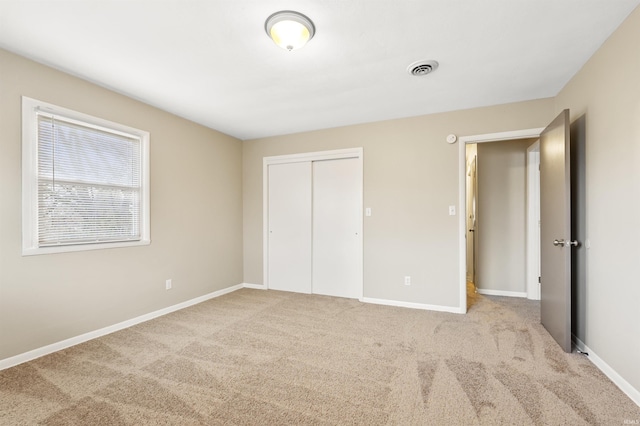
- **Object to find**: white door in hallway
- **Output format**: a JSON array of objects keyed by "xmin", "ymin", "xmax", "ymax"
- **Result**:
[
  {"xmin": 312, "ymin": 158, "xmax": 361, "ymax": 298},
  {"xmin": 267, "ymin": 162, "xmax": 312, "ymax": 294}
]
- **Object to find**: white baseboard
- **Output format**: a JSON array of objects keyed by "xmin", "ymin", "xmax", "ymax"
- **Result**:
[
  {"xmin": 243, "ymin": 283, "xmax": 266, "ymax": 290},
  {"xmin": 360, "ymin": 297, "xmax": 464, "ymax": 314},
  {"xmin": 476, "ymin": 288, "xmax": 527, "ymax": 298},
  {"xmin": 573, "ymin": 336, "xmax": 640, "ymax": 407},
  {"xmin": 0, "ymin": 283, "xmax": 245, "ymax": 371}
]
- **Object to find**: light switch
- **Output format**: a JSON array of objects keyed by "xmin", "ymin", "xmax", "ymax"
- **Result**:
[
  {"xmin": 365, "ymin": 207, "xmax": 372, "ymax": 217},
  {"xmin": 449, "ymin": 205, "xmax": 456, "ymax": 216}
]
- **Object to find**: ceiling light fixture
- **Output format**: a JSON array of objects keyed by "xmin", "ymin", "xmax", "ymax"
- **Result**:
[{"xmin": 265, "ymin": 10, "xmax": 315, "ymax": 51}]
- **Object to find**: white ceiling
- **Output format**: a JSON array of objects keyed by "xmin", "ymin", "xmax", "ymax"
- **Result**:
[{"xmin": 1, "ymin": 1, "xmax": 638, "ymax": 140}]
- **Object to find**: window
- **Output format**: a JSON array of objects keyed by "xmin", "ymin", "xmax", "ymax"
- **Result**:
[{"xmin": 22, "ymin": 97, "xmax": 150, "ymax": 255}]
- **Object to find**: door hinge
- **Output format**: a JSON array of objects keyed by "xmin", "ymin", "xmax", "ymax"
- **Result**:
[{"xmin": 538, "ymin": 276, "xmax": 541, "ymax": 283}]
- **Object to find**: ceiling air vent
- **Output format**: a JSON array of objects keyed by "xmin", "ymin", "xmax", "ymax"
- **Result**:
[{"xmin": 407, "ymin": 60, "xmax": 439, "ymax": 76}]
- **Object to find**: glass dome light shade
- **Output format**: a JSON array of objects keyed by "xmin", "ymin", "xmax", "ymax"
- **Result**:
[{"xmin": 265, "ymin": 11, "xmax": 315, "ymax": 51}]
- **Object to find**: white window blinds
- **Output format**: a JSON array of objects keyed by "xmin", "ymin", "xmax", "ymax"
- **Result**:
[{"xmin": 36, "ymin": 113, "xmax": 142, "ymax": 247}]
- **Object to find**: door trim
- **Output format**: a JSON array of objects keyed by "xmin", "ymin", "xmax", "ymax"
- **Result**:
[
  {"xmin": 526, "ymin": 140, "xmax": 541, "ymax": 300},
  {"xmin": 458, "ymin": 129, "xmax": 544, "ymax": 313},
  {"xmin": 263, "ymin": 148, "xmax": 364, "ymax": 297}
]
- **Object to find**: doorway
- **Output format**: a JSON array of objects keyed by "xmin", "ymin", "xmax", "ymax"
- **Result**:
[
  {"xmin": 458, "ymin": 128, "xmax": 545, "ymax": 312},
  {"xmin": 464, "ymin": 138, "xmax": 540, "ymax": 308}
]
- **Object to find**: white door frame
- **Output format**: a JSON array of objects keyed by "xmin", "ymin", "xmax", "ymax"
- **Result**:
[
  {"xmin": 526, "ymin": 140, "xmax": 541, "ymax": 300},
  {"xmin": 458, "ymin": 129, "xmax": 544, "ymax": 313},
  {"xmin": 263, "ymin": 148, "xmax": 364, "ymax": 298}
]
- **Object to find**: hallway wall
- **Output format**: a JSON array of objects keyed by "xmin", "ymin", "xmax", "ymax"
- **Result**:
[{"xmin": 476, "ymin": 139, "xmax": 535, "ymax": 296}]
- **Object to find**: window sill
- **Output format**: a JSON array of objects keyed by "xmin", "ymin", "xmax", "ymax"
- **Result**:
[{"xmin": 22, "ymin": 239, "xmax": 151, "ymax": 256}]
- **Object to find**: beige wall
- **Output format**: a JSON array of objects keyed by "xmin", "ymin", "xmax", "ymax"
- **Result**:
[
  {"xmin": 476, "ymin": 139, "xmax": 534, "ymax": 294},
  {"xmin": 555, "ymin": 5, "xmax": 640, "ymax": 394},
  {"xmin": 0, "ymin": 49, "xmax": 243, "ymax": 360},
  {"xmin": 243, "ymin": 100, "xmax": 554, "ymax": 308}
]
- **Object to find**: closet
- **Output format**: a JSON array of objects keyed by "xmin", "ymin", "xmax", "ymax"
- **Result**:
[{"xmin": 265, "ymin": 149, "xmax": 362, "ymax": 299}]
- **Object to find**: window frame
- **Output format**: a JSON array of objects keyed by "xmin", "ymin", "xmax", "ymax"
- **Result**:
[{"xmin": 22, "ymin": 96, "xmax": 151, "ymax": 256}]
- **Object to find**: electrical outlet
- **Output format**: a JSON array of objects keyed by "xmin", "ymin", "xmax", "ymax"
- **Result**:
[
  {"xmin": 404, "ymin": 276, "xmax": 411, "ymax": 286},
  {"xmin": 165, "ymin": 279, "xmax": 172, "ymax": 290}
]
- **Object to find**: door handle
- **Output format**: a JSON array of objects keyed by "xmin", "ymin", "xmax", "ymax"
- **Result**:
[{"xmin": 553, "ymin": 239, "xmax": 579, "ymax": 247}]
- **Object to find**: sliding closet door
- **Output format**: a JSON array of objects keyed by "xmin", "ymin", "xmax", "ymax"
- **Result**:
[
  {"xmin": 312, "ymin": 158, "xmax": 361, "ymax": 298},
  {"xmin": 267, "ymin": 162, "xmax": 312, "ymax": 293}
]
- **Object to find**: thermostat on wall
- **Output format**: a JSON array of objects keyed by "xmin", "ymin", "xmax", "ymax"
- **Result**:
[{"xmin": 446, "ymin": 134, "xmax": 457, "ymax": 144}]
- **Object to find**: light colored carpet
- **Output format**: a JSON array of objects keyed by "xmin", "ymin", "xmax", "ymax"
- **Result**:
[{"xmin": 1, "ymin": 288, "xmax": 638, "ymax": 425}]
